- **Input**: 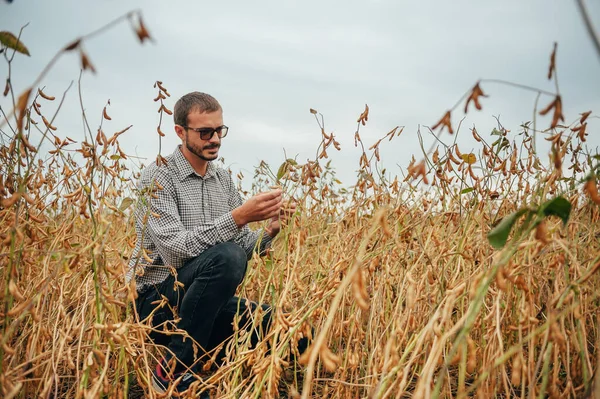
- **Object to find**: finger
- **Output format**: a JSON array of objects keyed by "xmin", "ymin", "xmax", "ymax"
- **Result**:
[
  {"xmin": 261, "ymin": 197, "xmax": 283, "ymax": 210},
  {"xmin": 261, "ymin": 210, "xmax": 279, "ymax": 222},
  {"xmin": 267, "ymin": 211, "xmax": 280, "ymax": 220},
  {"xmin": 264, "ymin": 203, "xmax": 282, "ymax": 218},
  {"xmin": 256, "ymin": 196, "xmax": 282, "ymax": 211},
  {"xmin": 260, "ymin": 189, "xmax": 282, "ymax": 200},
  {"xmin": 254, "ymin": 201, "xmax": 281, "ymax": 219},
  {"xmin": 283, "ymin": 205, "xmax": 295, "ymax": 216},
  {"xmin": 281, "ymin": 205, "xmax": 295, "ymax": 216}
]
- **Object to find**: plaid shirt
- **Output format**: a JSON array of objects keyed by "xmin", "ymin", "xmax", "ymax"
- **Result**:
[{"xmin": 127, "ymin": 145, "xmax": 272, "ymax": 293}]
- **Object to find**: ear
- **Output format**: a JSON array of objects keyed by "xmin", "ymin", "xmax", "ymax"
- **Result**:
[{"xmin": 174, "ymin": 125, "xmax": 185, "ymax": 141}]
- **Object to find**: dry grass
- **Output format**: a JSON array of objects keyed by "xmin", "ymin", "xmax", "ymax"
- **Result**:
[{"xmin": 1, "ymin": 17, "xmax": 599, "ymax": 399}]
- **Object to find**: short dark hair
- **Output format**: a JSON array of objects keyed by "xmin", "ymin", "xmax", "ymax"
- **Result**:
[{"xmin": 173, "ymin": 92, "xmax": 222, "ymax": 126}]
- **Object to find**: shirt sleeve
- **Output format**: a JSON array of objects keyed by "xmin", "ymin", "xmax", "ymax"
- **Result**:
[{"xmin": 142, "ymin": 169, "xmax": 241, "ymax": 268}]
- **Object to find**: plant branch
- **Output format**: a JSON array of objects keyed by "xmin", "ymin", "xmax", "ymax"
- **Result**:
[{"xmin": 576, "ymin": 0, "xmax": 600, "ymax": 62}]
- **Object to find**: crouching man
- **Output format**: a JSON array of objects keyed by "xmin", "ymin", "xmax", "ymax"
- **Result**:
[{"xmin": 127, "ymin": 92, "xmax": 294, "ymax": 398}]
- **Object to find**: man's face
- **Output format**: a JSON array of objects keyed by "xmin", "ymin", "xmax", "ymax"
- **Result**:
[{"xmin": 178, "ymin": 110, "xmax": 224, "ymax": 162}]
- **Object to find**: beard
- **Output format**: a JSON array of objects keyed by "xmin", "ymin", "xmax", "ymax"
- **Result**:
[{"xmin": 185, "ymin": 133, "xmax": 220, "ymax": 161}]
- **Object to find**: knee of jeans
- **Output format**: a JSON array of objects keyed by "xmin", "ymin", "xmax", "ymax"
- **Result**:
[{"xmin": 215, "ymin": 242, "xmax": 247, "ymax": 287}]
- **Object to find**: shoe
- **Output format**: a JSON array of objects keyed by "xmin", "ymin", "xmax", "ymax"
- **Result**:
[{"xmin": 152, "ymin": 361, "xmax": 211, "ymax": 398}]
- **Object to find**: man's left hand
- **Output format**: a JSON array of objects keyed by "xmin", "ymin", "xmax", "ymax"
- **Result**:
[{"xmin": 266, "ymin": 201, "xmax": 297, "ymax": 238}]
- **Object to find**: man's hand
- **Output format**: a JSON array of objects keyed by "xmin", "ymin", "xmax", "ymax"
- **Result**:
[
  {"xmin": 232, "ymin": 189, "xmax": 283, "ymax": 227},
  {"xmin": 266, "ymin": 200, "xmax": 297, "ymax": 238}
]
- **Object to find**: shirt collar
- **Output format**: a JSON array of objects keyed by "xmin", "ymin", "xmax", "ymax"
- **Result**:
[{"xmin": 173, "ymin": 145, "xmax": 216, "ymax": 181}]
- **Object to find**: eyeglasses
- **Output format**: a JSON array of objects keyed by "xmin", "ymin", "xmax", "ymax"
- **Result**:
[{"xmin": 182, "ymin": 125, "xmax": 229, "ymax": 140}]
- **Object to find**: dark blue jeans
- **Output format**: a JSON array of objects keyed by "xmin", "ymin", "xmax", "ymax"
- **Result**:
[{"xmin": 136, "ymin": 242, "xmax": 272, "ymax": 372}]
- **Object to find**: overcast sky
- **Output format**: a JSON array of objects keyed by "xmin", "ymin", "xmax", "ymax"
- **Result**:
[{"xmin": 1, "ymin": 0, "xmax": 599, "ymax": 190}]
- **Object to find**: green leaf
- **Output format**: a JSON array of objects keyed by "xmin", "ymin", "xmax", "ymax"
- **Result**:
[
  {"xmin": 487, "ymin": 208, "xmax": 530, "ymax": 249},
  {"xmin": 118, "ymin": 197, "xmax": 134, "ymax": 212},
  {"xmin": 539, "ymin": 196, "xmax": 571, "ymax": 226},
  {"xmin": 276, "ymin": 162, "xmax": 288, "ymax": 181},
  {"xmin": 0, "ymin": 31, "xmax": 30, "ymax": 56},
  {"xmin": 460, "ymin": 187, "xmax": 474, "ymax": 194},
  {"xmin": 498, "ymin": 138, "xmax": 510, "ymax": 151},
  {"xmin": 276, "ymin": 159, "xmax": 297, "ymax": 181}
]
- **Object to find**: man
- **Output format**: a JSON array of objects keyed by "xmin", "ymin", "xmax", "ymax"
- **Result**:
[{"xmin": 127, "ymin": 92, "xmax": 293, "ymax": 397}]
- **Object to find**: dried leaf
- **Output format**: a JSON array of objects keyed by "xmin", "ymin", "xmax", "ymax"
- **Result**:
[
  {"xmin": 37, "ymin": 88, "xmax": 55, "ymax": 101},
  {"xmin": 464, "ymin": 83, "xmax": 487, "ymax": 113},
  {"xmin": 119, "ymin": 197, "xmax": 134, "ymax": 212},
  {"xmin": 16, "ymin": 87, "xmax": 32, "ymax": 132},
  {"xmin": 461, "ymin": 153, "xmax": 477, "ymax": 164},
  {"xmin": 64, "ymin": 39, "xmax": 81, "ymax": 51},
  {"xmin": 135, "ymin": 16, "xmax": 152, "ymax": 43},
  {"xmin": 19, "ymin": 132, "xmax": 36, "ymax": 152},
  {"xmin": 432, "ymin": 110, "xmax": 453, "ymax": 134},
  {"xmin": 160, "ymin": 105, "xmax": 173, "ymax": 115},
  {"xmin": 584, "ymin": 178, "xmax": 600, "ymax": 204},
  {"xmin": 547, "ymin": 42, "xmax": 557, "ymax": 80},
  {"xmin": 407, "ymin": 160, "xmax": 429, "ymax": 184},
  {"xmin": 551, "ymin": 96, "xmax": 564, "ymax": 128},
  {"xmin": 319, "ymin": 345, "xmax": 341, "ymax": 372},
  {"xmin": 0, "ymin": 31, "xmax": 30, "ymax": 56},
  {"xmin": 579, "ymin": 111, "xmax": 591, "ymax": 124},
  {"xmin": 571, "ymin": 123, "xmax": 587, "ymax": 142},
  {"xmin": 156, "ymin": 154, "xmax": 168, "ymax": 166},
  {"xmin": 352, "ymin": 269, "xmax": 370, "ymax": 310},
  {"xmin": 535, "ymin": 220, "xmax": 550, "ymax": 244},
  {"xmin": 539, "ymin": 98, "xmax": 555, "ymax": 116},
  {"xmin": 539, "ymin": 95, "xmax": 564, "ymax": 129},
  {"xmin": 0, "ymin": 192, "xmax": 21, "ymax": 208},
  {"xmin": 42, "ymin": 116, "xmax": 57, "ymax": 131},
  {"xmin": 357, "ymin": 104, "xmax": 369, "ymax": 125},
  {"xmin": 80, "ymin": 50, "xmax": 96, "ymax": 74}
]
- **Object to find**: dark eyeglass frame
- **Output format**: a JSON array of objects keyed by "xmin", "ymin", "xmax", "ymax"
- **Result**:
[{"xmin": 182, "ymin": 125, "xmax": 229, "ymax": 140}]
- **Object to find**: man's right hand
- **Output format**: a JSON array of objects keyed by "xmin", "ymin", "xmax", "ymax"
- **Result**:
[{"xmin": 232, "ymin": 189, "xmax": 283, "ymax": 227}]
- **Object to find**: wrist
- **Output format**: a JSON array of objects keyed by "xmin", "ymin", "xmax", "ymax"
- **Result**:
[{"xmin": 231, "ymin": 208, "xmax": 247, "ymax": 228}]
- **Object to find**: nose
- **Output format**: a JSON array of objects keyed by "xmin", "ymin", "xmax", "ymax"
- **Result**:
[{"xmin": 208, "ymin": 131, "xmax": 221, "ymax": 144}]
